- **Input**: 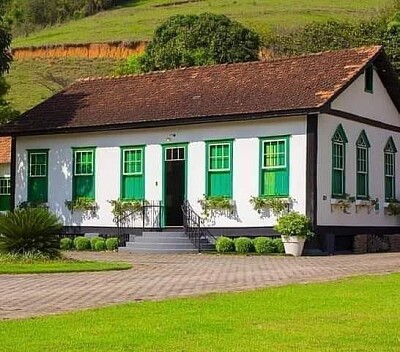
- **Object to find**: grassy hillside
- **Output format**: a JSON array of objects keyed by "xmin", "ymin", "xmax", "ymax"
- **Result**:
[
  {"xmin": 6, "ymin": 58, "xmax": 123, "ymax": 112},
  {"xmin": 13, "ymin": 0, "xmax": 389, "ymax": 47},
  {"xmin": 6, "ymin": 0, "xmax": 392, "ymax": 113}
]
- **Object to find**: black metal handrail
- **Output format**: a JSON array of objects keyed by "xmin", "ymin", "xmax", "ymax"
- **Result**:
[
  {"xmin": 181, "ymin": 200, "xmax": 216, "ymax": 252},
  {"xmin": 116, "ymin": 200, "xmax": 163, "ymax": 237}
]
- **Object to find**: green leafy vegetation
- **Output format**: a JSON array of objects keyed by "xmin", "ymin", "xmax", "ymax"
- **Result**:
[
  {"xmin": 130, "ymin": 13, "xmax": 259, "ymax": 73},
  {"xmin": 233, "ymin": 237, "xmax": 254, "ymax": 253},
  {"xmin": 0, "ymin": 208, "xmax": 63, "ymax": 258},
  {"xmin": 1, "ymin": 274, "xmax": 399, "ymax": 350},
  {"xmin": 73, "ymin": 236, "xmax": 91, "ymax": 250},
  {"xmin": 3, "ymin": 0, "xmax": 126, "ymax": 36},
  {"xmin": 11, "ymin": 0, "xmax": 390, "ymax": 47},
  {"xmin": 0, "ymin": 253, "xmax": 131, "ymax": 274},
  {"xmin": 274, "ymin": 211, "xmax": 314, "ymax": 239}
]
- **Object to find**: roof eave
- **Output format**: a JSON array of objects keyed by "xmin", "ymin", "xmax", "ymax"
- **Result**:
[{"xmin": 0, "ymin": 108, "xmax": 320, "ymax": 137}]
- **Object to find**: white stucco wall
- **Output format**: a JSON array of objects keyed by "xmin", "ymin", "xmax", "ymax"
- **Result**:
[
  {"xmin": 0, "ymin": 163, "xmax": 10, "ymax": 177},
  {"xmin": 317, "ymin": 113, "xmax": 400, "ymax": 226},
  {"xmin": 15, "ymin": 116, "xmax": 307, "ymax": 229},
  {"xmin": 332, "ymin": 67, "xmax": 400, "ymax": 126}
]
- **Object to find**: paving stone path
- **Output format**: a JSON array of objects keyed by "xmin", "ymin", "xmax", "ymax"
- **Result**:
[{"xmin": 1, "ymin": 252, "xmax": 400, "ymax": 320}]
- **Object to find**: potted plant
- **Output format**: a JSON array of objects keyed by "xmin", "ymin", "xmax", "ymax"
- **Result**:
[{"xmin": 274, "ymin": 211, "xmax": 314, "ymax": 256}]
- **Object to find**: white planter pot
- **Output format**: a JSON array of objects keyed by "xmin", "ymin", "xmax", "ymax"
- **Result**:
[{"xmin": 281, "ymin": 236, "xmax": 306, "ymax": 256}]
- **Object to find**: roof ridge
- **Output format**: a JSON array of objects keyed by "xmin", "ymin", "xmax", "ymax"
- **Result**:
[{"xmin": 74, "ymin": 45, "xmax": 382, "ymax": 84}]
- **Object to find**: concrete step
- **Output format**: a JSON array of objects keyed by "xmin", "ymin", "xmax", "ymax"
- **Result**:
[
  {"xmin": 142, "ymin": 231, "xmax": 186, "ymax": 237},
  {"xmin": 133, "ymin": 236, "xmax": 194, "ymax": 244},
  {"xmin": 118, "ymin": 247, "xmax": 198, "ymax": 254},
  {"xmin": 125, "ymin": 242, "xmax": 196, "ymax": 250}
]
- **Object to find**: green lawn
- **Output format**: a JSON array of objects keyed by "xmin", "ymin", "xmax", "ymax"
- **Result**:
[
  {"xmin": 12, "ymin": 0, "xmax": 390, "ymax": 47},
  {"xmin": 1, "ymin": 274, "xmax": 399, "ymax": 351},
  {"xmin": 5, "ymin": 57, "xmax": 123, "ymax": 112},
  {"xmin": 0, "ymin": 257, "xmax": 132, "ymax": 274}
]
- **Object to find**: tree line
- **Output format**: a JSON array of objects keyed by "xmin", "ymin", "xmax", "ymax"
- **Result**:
[{"xmin": 1, "ymin": 0, "xmax": 126, "ymax": 35}]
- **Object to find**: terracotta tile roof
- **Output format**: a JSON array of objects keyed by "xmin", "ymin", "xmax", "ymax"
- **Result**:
[
  {"xmin": 1, "ymin": 46, "xmax": 390, "ymax": 135},
  {"xmin": 0, "ymin": 137, "xmax": 11, "ymax": 163}
]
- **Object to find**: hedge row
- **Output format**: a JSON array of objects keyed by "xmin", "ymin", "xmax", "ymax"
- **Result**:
[
  {"xmin": 60, "ymin": 236, "xmax": 119, "ymax": 251},
  {"xmin": 215, "ymin": 236, "xmax": 284, "ymax": 254}
]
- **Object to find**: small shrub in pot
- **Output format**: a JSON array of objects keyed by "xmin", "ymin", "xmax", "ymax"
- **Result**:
[
  {"xmin": 234, "ymin": 237, "xmax": 254, "ymax": 253},
  {"xmin": 215, "ymin": 236, "xmax": 234, "ymax": 253}
]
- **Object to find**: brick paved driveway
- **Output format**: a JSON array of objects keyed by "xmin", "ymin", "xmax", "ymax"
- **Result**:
[{"xmin": 1, "ymin": 252, "xmax": 400, "ymax": 320}]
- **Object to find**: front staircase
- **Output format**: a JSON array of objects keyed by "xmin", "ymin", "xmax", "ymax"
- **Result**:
[{"xmin": 119, "ymin": 231, "xmax": 214, "ymax": 254}]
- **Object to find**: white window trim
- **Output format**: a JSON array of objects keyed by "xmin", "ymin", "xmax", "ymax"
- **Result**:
[
  {"xmin": 123, "ymin": 148, "xmax": 143, "ymax": 176},
  {"xmin": 165, "ymin": 147, "xmax": 185, "ymax": 161},
  {"xmin": 0, "ymin": 177, "xmax": 10, "ymax": 196},
  {"xmin": 29, "ymin": 152, "xmax": 47, "ymax": 178},
  {"xmin": 262, "ymin": 139, "xmax": 287, "ymax": 170},
  {"xmin": 208, "ymin": 143, "xmax": 231, "ymax": 172},
  {"xmin": 74, "ymin": 150, "xmax": 94, "ymax": 176}
]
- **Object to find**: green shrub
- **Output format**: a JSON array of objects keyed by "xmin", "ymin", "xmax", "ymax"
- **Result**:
[
  {"xmin": 94, "ymin": 239, "xmax": 106, "ymax": 251},
  {"xmin": 74, "ymin": 236, "xmax": 91, "ymax": 251},
  {"xmin": 274, "ymin": 211, "xmax": 314, "ymax": 238},
  {"xmin": 60, "ymin": 237, "xmax": 73, "ymax": 250},
  {"xmin": 90, "ymin": 237, "xmax": 103, "ymax": 250},
  {"xmin": 272, "ymin": 238, "xmax": 285, "ymax": 253},
  {"xmin": 0, "ymin": 208, "xmax": 62, "ymax": 258},
  {"xmin": 105, "ymin": 237, "xmax": 119, "ymax": 251},
  {"xmin": 234, "ymin": 237, "xmax": 254, "ymax": 253},
  {"xmin": 253, "ymin": 237, "xmax": 275, "ymax": 254},
  {"xmin": 215, "ymin": 236, "xmax": 234, "ymax": 253}
]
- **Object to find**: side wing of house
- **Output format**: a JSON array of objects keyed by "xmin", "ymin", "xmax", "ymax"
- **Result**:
[{"xmin": 317, "ymin": 63, "xmax": 400, "ymax": 244}]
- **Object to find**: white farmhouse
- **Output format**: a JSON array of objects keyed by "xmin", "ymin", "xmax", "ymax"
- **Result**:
[{"xmin": 2, "ymin": 46, "xmax": 400, "ymax": 253}]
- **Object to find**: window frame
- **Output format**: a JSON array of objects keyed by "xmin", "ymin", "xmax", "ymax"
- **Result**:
[
  {"xmin": 122, "ymin": 147, "xmax": 143, "ymax": 176},
  {"xmin": 205, "ymin": 139, "xmax": 233, "ymax": 198},
  {"xmin": 259, "ymin": 136, "xmax": 290, "ymax": 197},
  {"xmin": 331, "ymin": 124, "xmax": 348, "ymax": 198},
  {"xmin": 27, "ymin": 149, "xmax": 49, "ymax": 203},
  {"xmin": 365, "ymin": 65, "xmax": 374, "ymax": 93},
  {"xmin": 384, "ymin": 137, "xmax": 397, "ymax": 201},
  {"xmin": 355, "ymin": 130, "xmax": 370, "ymax": 199},
  {"xmin": 72, "ymin": 147, "xmax": 96, "ymax": 200},
  {"xmin": 120, "ymin": 145, "xmax": 145, "ymax": 200},
  {"xmin": 208, "ymin": 142, "xmax": 231, "ymax": 172},
  {"xmin": 0, "ymin": 177, "xmax": 11, "ymax": 196}
]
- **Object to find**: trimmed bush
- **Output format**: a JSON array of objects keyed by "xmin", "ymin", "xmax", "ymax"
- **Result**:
[
  {"xmin": 272, "ymin": 238, "xmax": 285, "ymax": 254},
  {"xmin": 94, "ymin": 239, "xmax": 106, "ymax": 251},
  {"xmin": 90, "ymin": 237, "xmax": 103, "ymax": 250},
  {"xmin": 105, "ymin": 237, "xmax": 119, "ymax": 251},
  {"xmin": 74, "ymin": 236, "xmax": 91, "ymax": 251},
  {"xmin": 0, "ymin": 208, "xmax": 62, "ymax": 257},
  {"xmin": 253, "ymin": 237, "xmax": 275, "ymax": 254},
  {"xmin": 60, "ymin": 237, "xmax": 73, "ymax": 250},
  {"xmin": 215, "ymin": 236, "xmax": 234, "ymax": 253},
  {"xmin": 234, "ymin": 237, "xmax": 254, "ymax": 253}
]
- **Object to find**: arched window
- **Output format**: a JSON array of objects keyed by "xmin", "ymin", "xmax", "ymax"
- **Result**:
[
  {"xmin": 384, "ymin": 137, "xmax": 397, "ymax": 201},
  {"xmin": 331, "ymin": 124, "xmax": 348, "ymax": 197},
  {"xmin": 356, "ymin": 130, "xmax": 370, "ymax": 199}
]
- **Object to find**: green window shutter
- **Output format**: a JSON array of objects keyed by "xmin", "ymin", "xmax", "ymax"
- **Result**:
[
  {"xmin": 206, "ymin": 141, "xmax": 233, "ymax": 198},
  {"xmin": 260, "ymin": 137, "xmax": 289, "ymax": 197},
  {"xmin": 331, "ymin": 125, "xmax": 348, "ymax": 197},
  {"xmin": 384, "ymin": 137, "xmax": 397, "ymax": 201},
  {"xmin": 365, "ymin": 65, "xmax": 373, "ymax": 93},
  {"xmin": 27, "ymin": 150, "xmax": 48, "ymax": 203},
  {"xmin": 0, "ymin": 177, "xmax": 11, "ymax": 211},
  {"xmin": 121, "ymin": 147, "xmax": 144, "ymax": 200},
  {"xmin": 356, "ymin": 131, "xmax": 370, "ymax": 199},
  {"xmin": 73, "ymin": 148, "xmax": 95, "ymax": 200}
]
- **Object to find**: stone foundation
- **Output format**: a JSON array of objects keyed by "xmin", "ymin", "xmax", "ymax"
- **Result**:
[{"xmin": 353, "ymin": 234, "xmax": 400, "ymax": 253}]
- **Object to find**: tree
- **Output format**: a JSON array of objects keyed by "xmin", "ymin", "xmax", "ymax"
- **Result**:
[
  {"xmin": 0, "ymin": 18, "xmax": 18, "ymax": 124},
  {"xmin": 132, "ymin": 13, "xmax": 260, "ymax": 73}
]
